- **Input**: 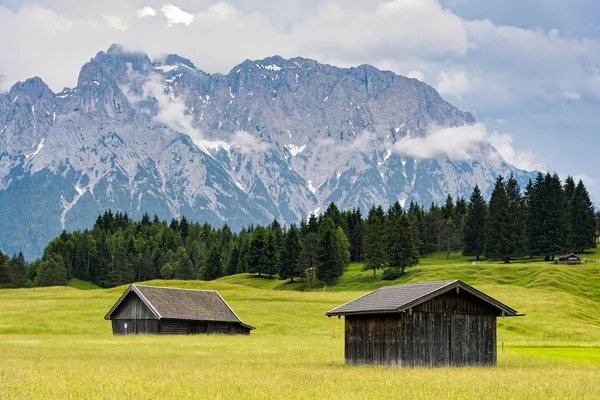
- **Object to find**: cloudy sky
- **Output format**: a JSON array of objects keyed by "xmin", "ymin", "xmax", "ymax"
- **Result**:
[{"xmin": 0, "ymin": 0, "xmax": 598, "ymax": 200}]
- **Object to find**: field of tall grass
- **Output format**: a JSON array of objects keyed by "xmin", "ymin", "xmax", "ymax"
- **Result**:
[{"xmin": 1, "ymin": 250, "xmax": 600, "ymax": 399}]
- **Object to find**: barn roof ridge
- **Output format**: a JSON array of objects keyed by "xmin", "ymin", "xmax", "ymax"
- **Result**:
[
  {"xmin": 377, "ymin": 279, "xmax": 458, "ymax": 291},
  {"xmin": 326, "ymin": 279, "xmax": 518, "ymax": 317},
  {"xmin": 133, "ymin": 283, "xmax": 218, "ymax": 293}
]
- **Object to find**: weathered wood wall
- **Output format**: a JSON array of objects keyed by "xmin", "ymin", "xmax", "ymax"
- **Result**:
[
  {"xmin": 112, "ymin": 319, "xmax": 160, "ymax": 335},
  {"xmin": 344, "ymin": 290, "xmax": 497, "ymax": 367},
  {"xmin": 111, "ymin": 292, "xmax": 157, "ymax": 320},
  {"xmin": 160, "ymin": 320, "xmax": 189, "ymax": 334}
]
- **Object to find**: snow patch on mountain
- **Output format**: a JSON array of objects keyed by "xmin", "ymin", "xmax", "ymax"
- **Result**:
[
  {"xmin": 25, "ymin": 138, "xmax": 45, "ymax": 160},
  {"xmin": 285, "ymin": 144, "xmax": 306, "ymax": 157}
]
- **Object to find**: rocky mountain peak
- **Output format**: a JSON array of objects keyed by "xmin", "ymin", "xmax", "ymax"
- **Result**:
[
  {"xmin": 9, "ymin": 77, "xmax": 54, "ymax": 103},
  {"xmin": 163, "ymin": 54, "xmax": 197, "ymax": 70},
  {"xmin": 78, "ymin": 44, "xmax": 153, "ymax": 87}
]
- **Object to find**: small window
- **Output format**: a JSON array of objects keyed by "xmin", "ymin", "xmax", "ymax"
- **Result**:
[{"xmin": 124, "ymin": 323, "xmax": 128, "ymax": 329}]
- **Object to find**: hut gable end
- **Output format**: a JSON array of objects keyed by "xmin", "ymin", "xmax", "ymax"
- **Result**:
[
  {"xmin": 111, "ymin": 291, "xmax": 158, "ymax": 320},
  {"xmin": 414, "ymin": 290, "xmax": 498, "ymax": 315}
]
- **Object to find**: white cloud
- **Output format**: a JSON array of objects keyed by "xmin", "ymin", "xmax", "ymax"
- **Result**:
[
  {"xmin": 392, "ymin": 123, "xmax": 546, "ymax": 172},
  {"xmin": 436, "ymin": 70, "xmax": 474, "ymax": 98},
  {"xmin": 487, "ymin": 132, "xmax": 547, "ymax": 172},
  {"xmin": 407, "ymin": 70, "xmax": 425, "ymax": 81},
  {"xmin": 198, "ymin": 2, "xmax": 240, "ymax": 22},
  {"xmin": 103, "ymin": 14, "xmax": 129, "ymax": 31},
  {"xmin": 573, "ymin": 173, "xmax": 596, "ymax": 188},
  {"xmin": 123, "ymin": 69, "xmax": 204, "ymax": 147},
  {"xmin": 162, "ymin": 4, "xmax": 194, "ymax": 27},
  {"xmin": 231, "ymin": 130, "xmax": 270, "ymax": 154},
  {"xmin": 393, "ymin": 124, "xmax": 488, "ymax": 161},
  {"xmin": 135, "ymin": 7, "xmax": 157, "ymax": 19},
  {"xmin": 350, "ymin": 131, "xmax": 377, "ymax": 151},
  {"xmin": 563, "ymin": 91, "xmax": 582, "ymax": 100}
]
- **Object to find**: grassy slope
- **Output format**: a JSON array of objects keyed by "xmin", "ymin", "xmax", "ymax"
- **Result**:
[{"xmin": 1, "ymin": 250, "xmax": 600, "ymax": 399}]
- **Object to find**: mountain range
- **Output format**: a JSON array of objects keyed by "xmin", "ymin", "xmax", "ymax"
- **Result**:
[{"xmin": 0, "ymin": 44, "xmax": 534, "ymax": 258}]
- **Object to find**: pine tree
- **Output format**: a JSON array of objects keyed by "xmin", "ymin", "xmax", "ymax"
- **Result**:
[
  {"xmin": 439, "ymin": 194, "xmax": 462, "ymax": 258},
  {"xmin": 526, "ymin": 173, "xmax": 546, "ymax": 257},
  {"xmin": 563, "ymin": 176, "xmax": 576, "ymax": 250},
  {"xmin": 324, "ymin": 202, "xmax": 344, "ymax": 230},
  {"xmin": 202, "ymin": 244, "xmax": 223, "ymax": 281},
  {"xmin": 225, "ymin": 243, "xmax": 241, "ymax": 276},
  {"xmin": 441, "ymin": 194, "xmax": 455, "ymax": 220},
  {"xmin": 363, "ymin": 206, "xmax": 387, "ymax": 279},
  {"xmin": 544, "ymin": 173, "xmax": 568, "ymax": 259},
  {"xmin": 454, "ymin": 197, "xmax": 467, "ymax": 250},
  {"xmin": 0, "ymin": 250, "xmax": 10, "ymax": 288},
  {"xmin": 332, "ymin": 227, "xmax": 351, "ymax": 278},
  {"xmin": 307, "ymin": 214, "xmax": 319, "ymax": 234},
  {"xmin": 317, "ymin": 217, "xmax": 338, "ymax": 284},
  {"xmin": 7, "ymin": 254, "xmax": 28, "ymax": 288},
  {"xmin": 506, "ymin": 174, "xmax": 527, "ymax": 258},
  {"xmin": 279, "ymin": 225, "xmax": 303, "ymax": 282},
  {"xmin": 387, "ymin": 202, "xmax": 406, "ymax": 271},
  {"xmin": 107, "ymin": 233, "xmax": 134, "ymax": 287},
  {"xmin": 347, "ymin": 208, "xmax": 365, "ymax": 262},
  {"xmin": 463, "ymin": 185, "xmax": 487, "ymax": 260},
  {"xmin": 485, "ymin": 176, "xmax": 511, "ymax": 263},
  {"xmin": 595, "ymin": 211, "xmax": 600, "ymax": 242},
  {"xmin": 388, "ymin": 213, "xmax": 419, "ymax": 273},
  {"xmin": 248, "ymin": 226, "xmax": 267, "ymax": 276},
  {"xmin": 263, "ymin": 230, "xmax": 278, "ymax": 278},
  {"xmin": 298, "ymin": 233, "xmax": 319, "ymax": 288},
  {"xmin": 424, "ymin": 203, "xmax": 445, "ymax": 254},
  {"xmin": 316, "ymin": 217, "xmax": 349, "ymax": 285},
  {"xmin": 179, "ymin": 216, "xmax": 190, "ymax": 239},
  {"xmin": 570, "ymin": 180, "xmax": 597, "ymax": 253},
  {"xmin": 407, "ymin": 202, "xmax": 425, "ymax": 256}
]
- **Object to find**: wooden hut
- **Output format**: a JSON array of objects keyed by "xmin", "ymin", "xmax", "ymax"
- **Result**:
[
  {"xmin": 104, "ymin": 284, "xmax": 254, "ymax": 335},
  {"xmin": 326, "ymin": 280, "xmax": 519, "ymax": 367},
  {"xmin": 558, "ymin": 253, "xmax": 581, "ymax": 264}
]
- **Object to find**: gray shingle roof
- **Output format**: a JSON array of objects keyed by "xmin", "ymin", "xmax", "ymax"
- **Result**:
[
  {"xmin": 105, "ymin": 285, "xmax": 254, "ymax": 328},
  {"xmin": 326, "ymin": 280, "xmax": 518, "ymax": 317}
]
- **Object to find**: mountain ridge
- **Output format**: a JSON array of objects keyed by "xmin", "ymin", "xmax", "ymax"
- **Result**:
[{"xmin": 0, "ymin": 44, "xmax": 535, "ymax": 257}]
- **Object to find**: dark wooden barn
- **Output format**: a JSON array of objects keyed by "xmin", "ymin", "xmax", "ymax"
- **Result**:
[
  {"xmin": 104, "ymin": 284, "xmax": 254, "ymax": 335},
  {"xmin": 326, "ymin": 280, "xmax": 519, "ymax": 367},
  {"xmin": 558, "ymin": 253, "xmax": 581, "ymax": 264}
]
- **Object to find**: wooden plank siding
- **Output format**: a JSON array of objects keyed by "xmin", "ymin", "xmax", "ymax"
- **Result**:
[
  {"xmin": 344, "ymin": 290, "xmax": 498, "ymax": 367},
  {"xmin": 111, "ymin": 292, "xmax": 158, "ymax": 320},
  {"xmin": 112, "ymin": 319, "xmax": 159, "ymax": 335}
]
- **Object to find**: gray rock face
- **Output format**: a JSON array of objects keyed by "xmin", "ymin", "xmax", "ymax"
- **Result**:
[{"xmin": 0, "ymin": 45, "xmax": 533, "ymax": 257}]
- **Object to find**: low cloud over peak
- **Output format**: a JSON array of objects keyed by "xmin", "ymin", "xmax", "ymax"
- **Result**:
[{"xmin": 393, "ymin": 123, "xmax": 546, "ymax": 172}]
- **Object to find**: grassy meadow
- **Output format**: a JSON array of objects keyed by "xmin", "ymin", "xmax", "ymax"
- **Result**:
[{"xmin": 1, "ymin": 249, "xmax": 600, "ymax": 399}]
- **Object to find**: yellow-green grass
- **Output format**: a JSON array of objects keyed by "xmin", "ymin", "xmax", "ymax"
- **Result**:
[{"xmin": 1, "ymin": 252, "xmax": 600, "ymax": 399}]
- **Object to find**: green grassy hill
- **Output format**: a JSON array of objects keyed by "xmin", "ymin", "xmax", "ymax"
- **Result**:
[{"xmin": 1, "ymin": 250, "xmax": 600, "ymax": 399}]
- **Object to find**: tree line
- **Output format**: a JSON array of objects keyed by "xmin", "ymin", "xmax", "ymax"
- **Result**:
[{"xmin": 0, "ymin": 173, "xmax": 597, "ymax": 289}]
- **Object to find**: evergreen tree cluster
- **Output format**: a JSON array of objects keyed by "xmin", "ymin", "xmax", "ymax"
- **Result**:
[
  {"xmin": 26, "ymin": 208, "xmax": 354, "ymax": 288},
  {"xmin": 465, "ymin": 174, "xmax": 597, "ymax": 263},
  {"xmin": 0, "ymin": 251, "xmax": 28, "ymax": 288},
  {"xmin": 2, "ymin": 174, "xmax": 596, "ymax": 289}
]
